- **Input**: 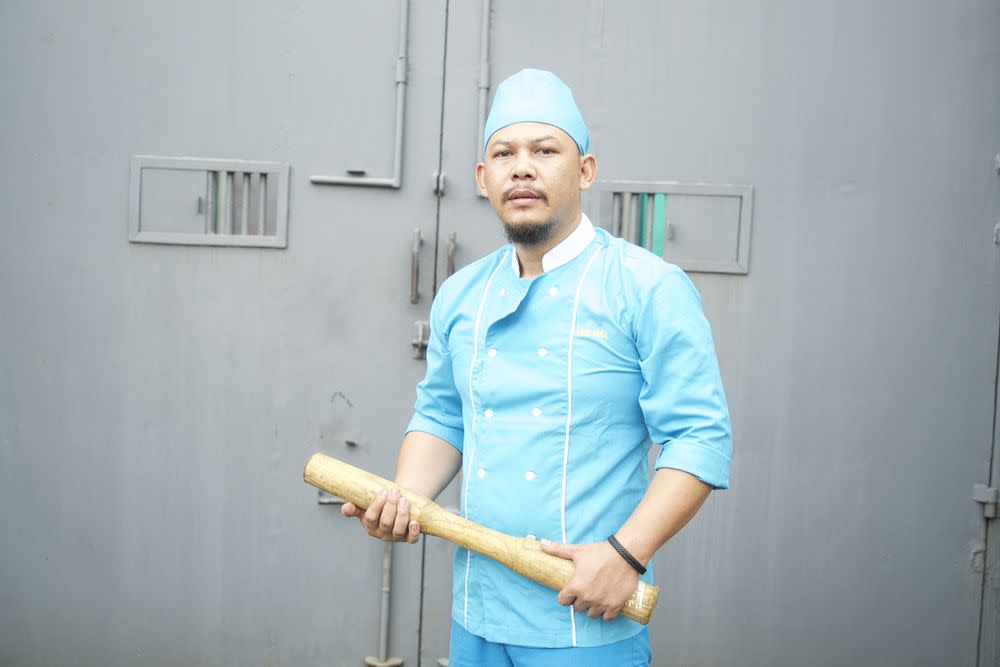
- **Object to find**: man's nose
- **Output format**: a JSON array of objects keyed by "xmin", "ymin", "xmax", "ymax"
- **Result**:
[{"xmin": 511, "ymin": 150, "xmax": 535, "ymax": 179}]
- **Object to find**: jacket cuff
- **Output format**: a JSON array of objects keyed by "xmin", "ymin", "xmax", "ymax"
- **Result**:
[
  {"xmin": 404, "ymin": 415, "xmax": 464, "ymax": 453},
  {"xmin": 654, "ymin": 438, "xmax": 731, "ymax": 489}
]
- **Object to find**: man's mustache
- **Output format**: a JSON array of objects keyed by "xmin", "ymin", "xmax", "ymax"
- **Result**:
[{"xmin": 502, "ymin": 186, "xmax": 548, "ymax": 202}]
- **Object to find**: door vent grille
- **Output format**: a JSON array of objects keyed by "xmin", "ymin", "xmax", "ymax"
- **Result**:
[
  {"xmin": 129, "ymin": 155, "xmax": 289, "ymax": 248},
  {"xmin": 595, "ymin": 181, "xmax": 753, "ymax": 275}
]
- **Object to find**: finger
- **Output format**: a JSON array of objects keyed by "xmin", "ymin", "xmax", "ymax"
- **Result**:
[
  {"xmin": 540, "ymin": 539, "xmax": 575, "ymax": 559},
  {"xmin": 344, "ymin": 502, "xmax": 366, "ymax": 518},
  {"xmin": 573, "ymin": 599, "xmax": 589, "ymax": 613},
  {"xmin": 391, "ymin": 497, "xmax": 410, "ymax": 539},
  {"xmin": 363, "ymin": 490, "xmax": 388, "ymax": 530},
  {"xmin": 587, "ymin": 605, "xmax": 605, "ymax": 619},
  {"xmin": 556, "ymin": 589, "xmax": 577, "ymax": 606},
  {"xmin": 406, "ymin": 520, "xmax": 421, "ymax": 544},
  {"xmin": 602, "ymin": 606, "xmax": 622, "ymax": 622},
  {"xmin": 378, "ymin": 489, "xmax": 400, "ymax": 535}
]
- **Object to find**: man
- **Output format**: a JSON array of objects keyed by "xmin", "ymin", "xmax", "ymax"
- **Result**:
[{"xmin": 343, "ymin": 68, "xmax": 732, "ymax": 666}]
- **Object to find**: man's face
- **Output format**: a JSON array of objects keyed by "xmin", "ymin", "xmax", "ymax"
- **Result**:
[{"xmin": 476, "ymin": 122, "xmax": 596, "ymax": 245}]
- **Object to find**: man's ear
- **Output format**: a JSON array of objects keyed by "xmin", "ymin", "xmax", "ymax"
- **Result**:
[
  {"xmin": 579, "ymin": 154, "xmax": 598, "ymax": 191},
  {"xmin": 475, "ymin": 162, "xmax": 488, "ymax": 197}
]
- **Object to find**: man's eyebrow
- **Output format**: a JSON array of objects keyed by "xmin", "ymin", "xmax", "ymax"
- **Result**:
[{"xmin": 490, "ymin": 135, "xmax": 559, "ymax": 149}]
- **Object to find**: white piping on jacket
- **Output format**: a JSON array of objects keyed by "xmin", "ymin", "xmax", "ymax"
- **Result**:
[
  {"xmin": 561, "ymin": 246, "xmax": 604, "ymax": 646},
  {"xmin": 462, "ymin": 251, "xmax": 508, "ymax": 627}
]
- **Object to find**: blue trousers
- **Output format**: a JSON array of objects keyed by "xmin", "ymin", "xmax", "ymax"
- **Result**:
[{"xmin": 447, "ymin": 620, "xmax": 652, "ymax": 667}]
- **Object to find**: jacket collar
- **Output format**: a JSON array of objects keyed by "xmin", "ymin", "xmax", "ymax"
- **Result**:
[{"xmin": 511, "ymin": 213, "xmax": 596, "ymax": 276}]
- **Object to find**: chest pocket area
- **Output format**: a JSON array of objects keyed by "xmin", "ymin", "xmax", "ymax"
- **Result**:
[{"xmin": 570, "ymin": 322, "xmax": 644, "ymax": 427}]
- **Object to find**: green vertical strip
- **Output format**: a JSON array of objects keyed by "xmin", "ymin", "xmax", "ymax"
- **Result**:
[
  {"xmin": 651, "ymin": 193, "xmax": 666, "ymax": 257},
  {"xmin": 636, "ymin": 193, "xmax": 647, "ymax": 246}
]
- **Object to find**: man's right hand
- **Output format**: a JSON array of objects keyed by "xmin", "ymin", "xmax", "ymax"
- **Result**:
[{"xmin": 341, "ymin": 488, "xmax": 421, "ymax": 544}]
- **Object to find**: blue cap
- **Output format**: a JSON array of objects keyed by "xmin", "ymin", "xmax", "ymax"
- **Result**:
[{"xmin": 482, "ymin": 69, "xmax": 590, "ymax": 156}]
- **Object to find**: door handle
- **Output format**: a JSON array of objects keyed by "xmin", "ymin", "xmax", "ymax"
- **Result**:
[
  {"xmin": 447, "ymin": 232, "xmax": 457, "ymax": 277},
  {"xmin": 410, "ymin": 228, "xmax": 423, "ymax": 304}
]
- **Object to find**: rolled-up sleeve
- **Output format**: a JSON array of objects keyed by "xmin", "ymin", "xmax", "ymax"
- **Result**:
[
  {"xmin": 405, "ymin": 297, "xmax": 465, "ymax": 451},
  {"xmin": 634, "ymin": 266, "xmax": 733, "ymax": 488}
]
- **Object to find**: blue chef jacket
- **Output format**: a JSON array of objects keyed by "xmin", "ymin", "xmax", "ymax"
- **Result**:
[{"xmin": 406, "ymin": 214, "xmax": 732, "ymax": 648}]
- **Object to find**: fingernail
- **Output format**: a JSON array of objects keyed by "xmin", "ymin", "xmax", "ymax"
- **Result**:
[
  {"xmin": 540, "ymin": 539, "xmax": 551, "ymax": 546},
  {"xmin": 399, "ymin": 497, "xmax": 408, "ymax": 508}
]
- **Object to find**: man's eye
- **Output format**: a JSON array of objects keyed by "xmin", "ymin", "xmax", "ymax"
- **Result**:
[
  {"xmin": 494, "ymin": 150, "xmax": 512, "ymax": 158},
  {"xmin": 537, "ymin": 147, "xmax": 556, "ymax": 155}
]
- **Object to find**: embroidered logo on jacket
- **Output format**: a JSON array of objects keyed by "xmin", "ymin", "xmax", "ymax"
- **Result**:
[{"xmin": 574, "ymin": 328, "xmax": 609, "ymax": 340}]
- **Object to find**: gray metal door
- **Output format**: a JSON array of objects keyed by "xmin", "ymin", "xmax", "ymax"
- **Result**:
[
  {"xmin": 0, "ymin": 1, "xmax": 448, "ymax": 665},
  {"xmin": 426, "ymin": 1, "xmax": 1000, "ymax": 666}
]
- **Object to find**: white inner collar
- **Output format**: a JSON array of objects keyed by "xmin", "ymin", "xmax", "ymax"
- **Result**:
[{"xmin": 511, "ymin": 214, "xmax": 596, "ymax": 276}]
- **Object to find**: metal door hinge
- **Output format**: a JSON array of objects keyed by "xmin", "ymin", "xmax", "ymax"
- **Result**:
[
  {"xmin": 433, "ymin": 171, "xmax": 446, "ymax": 196},
  {"xmin": 993, "ymin": 222, "xmax": 1000, "ymax": 245},
  {"xmin": 411, "ymin": 320, "xmax": 429, "ymax": 359},
  {"xmin": 973, "ymin": 483, "xmax": 998, "ymax": 518}
]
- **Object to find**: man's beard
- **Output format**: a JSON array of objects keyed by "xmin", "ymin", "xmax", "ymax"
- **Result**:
[
  {"xmin": 503, "ymin": 218, "xmax": 559, "ymax": 246},
  {"xmin": 500, "ymin": 185, "xmax": 556, "ymax": 245}
]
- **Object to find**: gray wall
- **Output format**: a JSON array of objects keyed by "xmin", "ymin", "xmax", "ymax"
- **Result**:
[{"xmin": 1, "ymin": 1, "xmax": 998, "ymax": 666}]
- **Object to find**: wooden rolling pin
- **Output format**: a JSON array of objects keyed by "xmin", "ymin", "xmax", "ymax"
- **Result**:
[{"xmin": 303, "ymin": 452, "xmax": 660, "ymax": 625}]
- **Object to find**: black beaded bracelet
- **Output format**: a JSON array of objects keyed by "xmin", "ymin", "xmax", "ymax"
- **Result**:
[{"xmin": 607, "ymin": 535, "xmax": 646, "ymax": 575}]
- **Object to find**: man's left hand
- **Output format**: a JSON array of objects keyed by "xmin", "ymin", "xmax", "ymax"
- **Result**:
[{"xmin": 539, "ymin": 538, "xmax": 639, "ymax": 621}]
